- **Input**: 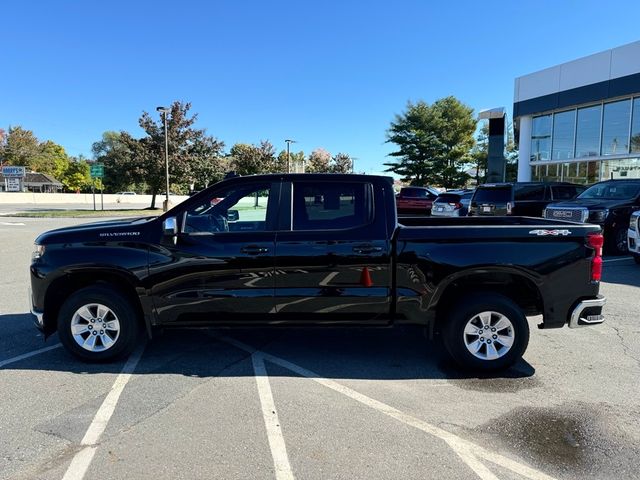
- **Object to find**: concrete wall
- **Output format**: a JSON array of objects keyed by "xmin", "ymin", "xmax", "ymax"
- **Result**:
[{"xmin": 0, "ymin": 192, "xmax": 189, "ymax": 205}]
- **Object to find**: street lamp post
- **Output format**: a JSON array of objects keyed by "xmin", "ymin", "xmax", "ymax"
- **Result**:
[
  {"xmin": 285, "ymin": 139, "xmax": 296, "ymax": 173},
  {"xmin": 156, "ymin": 106, "xmax": 171, "ymax": 211}
]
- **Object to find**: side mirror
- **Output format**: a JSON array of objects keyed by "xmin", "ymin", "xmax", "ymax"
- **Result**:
[
  {"xmin": 163, "ymin": 216, "xmax": 178, "ymax": 239},
  {"xmin": 227, "ymin": 209, "xmax": 239, "ymax": 222}
]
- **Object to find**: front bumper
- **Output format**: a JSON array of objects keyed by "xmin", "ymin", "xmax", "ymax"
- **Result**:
[
  {"xmin": 569, "ymin": 295, "xmax": 606, "ymax": 328},
  {"xmin": 29, "ymin": 287, "xmax": 45, "ymax": 331},
  {"xmin": 628, "ymin": 226, "xmax": 639, "ymax": 255}
]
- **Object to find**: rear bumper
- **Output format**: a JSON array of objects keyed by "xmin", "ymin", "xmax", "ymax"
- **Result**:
[{"xmin": 568, "ymin": 295, "xmax": 606, "ymax": 328}]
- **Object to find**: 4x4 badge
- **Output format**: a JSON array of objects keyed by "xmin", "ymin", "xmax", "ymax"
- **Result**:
[{"xmin": 529, "ymin": 229, "xmax": 572, "ymax": 236}]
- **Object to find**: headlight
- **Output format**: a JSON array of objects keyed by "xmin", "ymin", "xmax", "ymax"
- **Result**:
[
  {"xmin": 588, "ymin": 209, "xmax": 609, "ymax": 223},
  {"xmin": 32, "ymin": 244, "xmax": 45, "ymax": 261}
]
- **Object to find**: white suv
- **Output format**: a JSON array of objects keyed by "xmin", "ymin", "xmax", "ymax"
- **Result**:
[{"xmin": 629, "ymin": 211, "xmax": 640, "ymax": 264}]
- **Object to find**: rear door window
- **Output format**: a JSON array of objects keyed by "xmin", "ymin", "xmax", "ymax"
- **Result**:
[
  {"xmin": 400, "ymin": 188, "xmax": 429, "ymax": 198},
  {"xmin": 293, "ymin": 182, "xmax": 373, "ymax": 230},
  {"xmin": 514, "ymin": 184, "xmax": 545, "ymax": 201}
]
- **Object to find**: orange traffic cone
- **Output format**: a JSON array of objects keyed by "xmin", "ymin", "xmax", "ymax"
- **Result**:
[{"xmin": 360, "ymin": 267, "xmax": 373, "ymax": 287}]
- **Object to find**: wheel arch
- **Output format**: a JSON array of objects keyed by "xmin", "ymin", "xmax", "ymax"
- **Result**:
[
  {"xmin": 430, "ymin": 268, "xmax": 544, "ymax": 333},
  {"xmin": 43, "ymin": 268, "xmax": 149, "ymax": 337}
]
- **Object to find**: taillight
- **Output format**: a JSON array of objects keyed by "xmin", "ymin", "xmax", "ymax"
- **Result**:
[
  {"xmin": 506, "ymin": 202, "xmax": 512, "ymax": 215},
  {"xmin": 587, "ymin": 232, "xmax": 604, "ymax": 281},
  {"xmin": 448, "ymin": 202, "xmax": 463, "ymax": 209}
]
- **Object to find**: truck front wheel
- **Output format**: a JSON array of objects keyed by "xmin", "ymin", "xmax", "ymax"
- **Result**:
[
  {"xmin": 441, "ymin": 293, "xmax": 530, "ymax": 371},
  {"xmin": 57, "ymin": 285, "xmax": 140, "ymax": 362}
]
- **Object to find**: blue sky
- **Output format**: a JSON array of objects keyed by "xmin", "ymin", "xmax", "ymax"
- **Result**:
[{"xmin": 2, "ymin": 0, "xmax": 640, "ymax": 174}]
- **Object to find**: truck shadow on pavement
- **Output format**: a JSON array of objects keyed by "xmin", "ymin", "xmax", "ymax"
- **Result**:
[{"xmin": 1, "ymin": 313, "xmax": 536, "ymax": 387}]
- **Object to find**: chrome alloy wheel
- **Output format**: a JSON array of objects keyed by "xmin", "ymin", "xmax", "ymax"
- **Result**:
[
  {"xmin": 463, "ymin": 311, "xmax": 514, "ymax": 361},
  {"xmin": 70, "ymin": 303, "xmax": 121, "ymax": 352}
]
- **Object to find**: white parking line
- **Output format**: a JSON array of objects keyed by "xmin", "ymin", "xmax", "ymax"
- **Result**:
[
  {"xmin": 0, "ymin": 221, "xmax": 25, "ymax": 226},
  {"xmin": 62, "ymin": 344, "xmax": 146, "ymax": 480},
  {"xmin": 0, "ymin": 344, "xmax": 62, "ymax": 368},
  {"xmin": 318, "ymin": 271, "xmax": 339, "ymax": 286},
  {"xmin": 253, "ymin": 353, "xmax": 295, "ymax": 480},
  {"xmin": 603, "ymin": 257, "xmax": 632, "ymax": 263},
  {"xmin": 220, "ymin": 336, "xmax": 557, "ymax": 480}
]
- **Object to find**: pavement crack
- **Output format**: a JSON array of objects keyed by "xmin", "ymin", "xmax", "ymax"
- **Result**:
[{"xmin": 608, "ymin": 323, "xmax": 640, "ymax": 368}]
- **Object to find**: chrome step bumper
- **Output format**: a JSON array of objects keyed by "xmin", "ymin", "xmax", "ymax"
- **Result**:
[{"xmin": 569, "ymin": 295, "xmax": 606, "ymax": 328}]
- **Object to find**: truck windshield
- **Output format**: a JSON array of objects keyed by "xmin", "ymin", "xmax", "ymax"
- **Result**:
[{"xmin": 578, "ymin": 182, "xmax": 640, "ymax": 200}]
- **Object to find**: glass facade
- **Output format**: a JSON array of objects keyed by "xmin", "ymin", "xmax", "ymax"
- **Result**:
[
  {"xmin": 531, "ymin": 158, "xmax": 640, "ymax": 184},
  {"xmin": 575, "ymin": 105, "xmax": 601, "ymax": 158},
  {"xmin": 601, "ymin": 99, "xmax": 631, "ymax": 155},
  {"xmin": 552, "ymin": 110, "xmax": 575, "ymax": 160},
  {"xmin": 530, "ymin": 115, "xmax": 551, "ymax": 161},
  {"xmin": 528, "ymin": 95, "xmax": 640, "ymax": 183},
  {"xmin": 631, "ymin": 97, "xmax": 640, "ymax": 153},
  {"xmin": 531, "ymin": 96, "xmax": 640, "ymax": 162}
]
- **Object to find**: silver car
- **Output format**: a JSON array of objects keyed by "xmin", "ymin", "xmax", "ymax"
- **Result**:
[{"xmin": 431, "ymin": 190, "xmax": 474, "ymax": 217}]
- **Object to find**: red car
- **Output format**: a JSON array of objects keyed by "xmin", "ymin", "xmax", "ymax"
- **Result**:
[{"xmin": 396, "ymin": 186, "xmax": 440, "ymax": 215}]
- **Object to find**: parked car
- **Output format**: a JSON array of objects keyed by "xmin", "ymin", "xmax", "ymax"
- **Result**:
[
  {"xmin": 468, "ymin": 182, "xmax": 585, "ymax": 217},
  {"xmin": 628, "ymin": 211, "xmax": 640, "ymax": 264},
  {"xmin": 30, "ymin": 174, "xmax": 605, "ymax": 371},
  {"xmin": 396, "ymin": 186, "xmax": 440, "ymax": 215},
  {"xmin": 544, "ymin": 179, "xmax": 640, "ymax": 255},
  {"xmin": 115, "ymin": 191, "xmax": 137, "ymax": 195},
  {"xmin": 431, "ymin": 190, "xmax": 474, "ymax": 217}
]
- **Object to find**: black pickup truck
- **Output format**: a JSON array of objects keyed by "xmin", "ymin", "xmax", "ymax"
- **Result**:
[{"xmin": 30, "ymin": 174, "xmax": 606, "ymax": 370}]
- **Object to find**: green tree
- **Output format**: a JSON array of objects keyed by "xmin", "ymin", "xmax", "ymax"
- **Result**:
[
  {"xmin": 62, "ymin": 160, "xmax": 91, "ymax": 192},
  {"xmin": 229, "ymin": 143, "xmax": 261, "ymax": 175},
  {"xmin": 1, "ymin": 126, "xmax": 41, "ymax": 168},
  {"xmin": 37, "ymin": 141, "xmax": 70, "ymax": 179},
  {"xmin": 331, "ymin": 152, "xmax": 353, "ymax": 173},
  {"xmin": 92, "ymin": 131, "xmax": 138, "ymax": 193},
  {"xmin": 115, "ymin": 101, "xmax": 222, "ymax": 208},
  {"xmin": 469, "ymin": 122, "xmax": 489, "ymax": 185},
  {"xmin": 276, "ymin": 150, "xmax": 305, "ymax": 173},
  {"xmin": 385, "ymin": 96, "xmax": 477, "ymax": 188},
  {"xmin": 189, "ymin": 135, "xmax": 226, "ymax": 189},
  {"xmin": 306, "ymin": 148, "xmax": 332, "ymax": 173},
  {"xmin": 229, "ymin": 140, "xmax": 276, "ymax": 175}
]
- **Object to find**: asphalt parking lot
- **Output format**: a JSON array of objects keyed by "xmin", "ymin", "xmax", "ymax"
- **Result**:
[{"xmin": 1, "ymin": 218, "xmax": 639, "ymax": 480}]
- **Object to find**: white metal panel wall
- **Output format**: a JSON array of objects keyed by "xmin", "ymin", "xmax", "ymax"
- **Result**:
[{"xmin": 514, "ymin": 40, "xmax": 640, "ymax": 103}]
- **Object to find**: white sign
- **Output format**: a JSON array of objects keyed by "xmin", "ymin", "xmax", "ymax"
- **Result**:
[
  {"xmin": 6, "ymin": 178, "xmax": 21, "ymax": 192},
  {"xmin": 2, "ymin": 166, "xmax": 26, "ymax": 178}
]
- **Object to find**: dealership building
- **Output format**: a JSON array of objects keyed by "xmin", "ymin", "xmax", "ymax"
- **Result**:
[{"xmin": 514, "ymin": 40, "xmax": 640, "ymax": 184}]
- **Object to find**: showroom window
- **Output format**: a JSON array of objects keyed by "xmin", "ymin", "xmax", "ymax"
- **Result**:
[
  {"xmin": 552, "ymin": 110, "xmax": 576, "ymax": 160},
  {"xmin": 530, "ymin": 115, "xmax": 551, "ymax": 161},
  {"xmin": 631, "ymin": 97, "xmax": 640, "ymax": 153},
  {"xmin": 575, "ymin": 105, "xmax": 601, "ymax": 158},
  {"xmin": 602, "ymin": 99, "xmax": 631, "ymax": 155}
]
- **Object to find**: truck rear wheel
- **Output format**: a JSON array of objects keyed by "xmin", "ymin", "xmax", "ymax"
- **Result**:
[
  {"xmin": 441, "ymin": 293, "xmax": 529, "ymax": 371},
  {"xmin": 57, "ymin": 285, "xmax": 140, "ymax": 362}
]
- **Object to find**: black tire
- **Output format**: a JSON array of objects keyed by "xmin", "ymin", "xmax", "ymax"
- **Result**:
[
  {"xmin": 634, "ymin": 254, "xmax": 640, "ymax": 265},
  {"xmin": 607, "ymin": 226, "xmax": 629, "ymax": 255},
  {"xmin": 57, "ymin": 285, "xmax": 140, "ymax": 362},
  {"xmin": 441, "ymin": 293, "xmax": 530, "ymax": 372}
]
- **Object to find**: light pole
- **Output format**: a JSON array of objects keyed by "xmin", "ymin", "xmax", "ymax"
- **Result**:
[
  {"xmin": 350, "ymin": 156, "xmax": 359, "ymax": 174},
  {"xmin": 156, "ymin": 106, "xmax": 171, "ymax": 211},
  {"xmin": 285, "ymin": 139, "xmax": 297, "ymax": 173}
]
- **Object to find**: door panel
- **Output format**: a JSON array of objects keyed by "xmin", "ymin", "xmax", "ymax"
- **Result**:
[
  {"xmin": 148, "ymin": 181, "xmax": 279, "ymax": 325},
  {"xmin": 273, "ymin": 180, "xmax": 392, "ymax": 324}
]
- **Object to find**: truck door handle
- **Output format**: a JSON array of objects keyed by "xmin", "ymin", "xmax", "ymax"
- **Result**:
[
  {"xmin": 240, "ymin": 245, "xmax": 269, "ymax": 255},
  {"xmin": 353, "ymin": 244, "xmax": 382, "ymax": 254}
]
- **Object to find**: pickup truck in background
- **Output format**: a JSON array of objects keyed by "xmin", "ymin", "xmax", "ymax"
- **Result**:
[
  {"xmin": 544, "ymin": 179, "xmax": 640, "ymax": 255},
  {"xmin": 30, "ymin": 174, "xmax": 606, "ymax": 371}
]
